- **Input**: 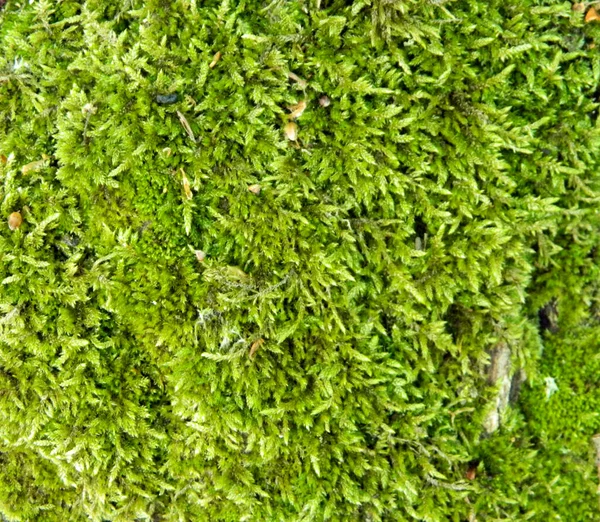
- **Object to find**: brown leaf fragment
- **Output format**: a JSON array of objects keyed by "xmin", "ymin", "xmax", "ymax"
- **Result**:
[
  {"xmin": 249, "ymin": 338, "xmax": 265, "ymax": 359},
  {"xmin": 209, "ymin": 51, "xmax": 222, "ymax": 68},
  {"xmin": 586, "ymin": 6, "xmax": 600, "ymax": 21},
  {"xmin": 284, "ymin": 121, "xmax": 298, "ymax": 141},
  {"xmin": 287, "ymin": 100, "xmax": 307, "ymax": 120}
]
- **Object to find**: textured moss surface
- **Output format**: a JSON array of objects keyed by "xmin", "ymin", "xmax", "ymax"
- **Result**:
[{"xmin": 1, "ymin": 1, "xmax": 600, "ymax": 520}]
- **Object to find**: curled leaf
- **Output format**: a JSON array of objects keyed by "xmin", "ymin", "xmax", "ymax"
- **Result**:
[
  {"xmin": 209, "ymin": 51, "xmax": 221, "ymax": 68},
  {"xmin": 284, "ymin": 121, "xmax": 298, "ymax": 141},
  {"xmin": 287, "ymin": 100, "xmax": 307, "ymax": 120},
  {"xmin": 8, "ymin": 212, "xmax": 21, "ymax": 231},
  {"xmin": 177, "ymin": 110, "xmax": 196, "ymax": 143},
  {"xmin": 249, "ymin": 338, "xmax": 265, "ymax": 359}
]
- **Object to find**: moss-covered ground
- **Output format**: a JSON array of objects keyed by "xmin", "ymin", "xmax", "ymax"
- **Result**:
[{"xmin": 1, "ymin": 1, "xmax": 600, "ymax": 520}]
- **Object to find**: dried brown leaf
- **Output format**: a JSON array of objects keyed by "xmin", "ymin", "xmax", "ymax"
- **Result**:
[
  {"xmin": 586, "ymin": 6, "xmax": 600, "ymax": 21},
  {"xmin": 209, "ymin": 51, "xmax": 222, "ymax": 68},
  {"xmin": 287, "ymin": 100, "xmax": 307, "ymax": 120},
  {"xmin": 284, "ymin": 121, "xmax": 298, "ymax": 141},
  {"xmin": 249, "ymin": 338, "xmax": 265, "ymax": 359}
]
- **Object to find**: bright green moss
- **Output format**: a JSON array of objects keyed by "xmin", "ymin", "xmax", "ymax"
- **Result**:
[{"xmin": 0, "ymin": 0, "xmax": 599, "ymax": 520}]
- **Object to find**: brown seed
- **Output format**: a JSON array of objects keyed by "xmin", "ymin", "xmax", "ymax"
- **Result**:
[
  {"xmin": 586, "ymin": 6, "xmax": 600, "ymax": 21},
  {"xmin": 248, "ymin": 184, "xmax": 261, "ymax": 195},
  {"xmin": 8, "ymin": 212, "xmax": 22, "ymax": 231},
  {"xmin": 195, "ymin": 250, "xmax": 206, "ymax": 262},
  {"xmin": 573, "ymin": 2, "xmax": 586, "ymax": 12},
  {"xmin": 319, "ymin": 95, "xmax": 331, "ymax": 107},
  {"xmin": 209, "ymin": 51, "xmax": 222, "ymax": 68},
  {"xmin": 284, "ymin": 121, "xmax": 298, "ymax": 141},
  {"xmin": 249, "ymin": 338, "xmax": 265, "ymax": 359}
]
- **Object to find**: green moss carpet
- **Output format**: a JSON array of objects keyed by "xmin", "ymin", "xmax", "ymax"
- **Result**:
[{"xmin": 1, "ymin": 0, "xmax": 600, "ymax": 520}]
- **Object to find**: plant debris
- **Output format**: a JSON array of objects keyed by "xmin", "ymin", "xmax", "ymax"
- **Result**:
[
  {"xmin": 177, "ymin": 110, "xmax": 196, "ymax": 143},
  {"xmin": 8, "ymin": 212, "xmax": 22, "ymax": 230},
  {"xmin": 249, "ymin": 338, "xmax": 265, "ymax": 359},
  {"xmin": 586, "ymin": 6, "xmax": 600, "ymax": 21},
  {"xmin": 209, "ymin": 51, "xmax": 221, "ymax": 68},
  {"xmin": 287, "ymin": 100, "xmax": 307, "ymax": 120},
  {"xmin": 284, "ymin": 121, "xmax": 298, "ymax": 141}
]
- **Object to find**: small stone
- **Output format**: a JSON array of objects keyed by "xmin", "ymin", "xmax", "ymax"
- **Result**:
[
  {"xmin": 319, "ymin": 95, "xmax": 331, "ymax": 107},
  {"xmin": 8, "ymin": 212, "xmax": 22, "ymax": 231},
  {"xmin": 195, "ymin": 250, "xmax": 206, "ymax": 262},
  {"xmin": 284, "ymin": 121, "xmax": 298, "ymax": 141},
  {"xmin": 156, "ymin": 93, "xmax": 179, "ymax": 105},
  {"xmin": 248, "ymin": 184, "xmax": 261, "ymax": 195}
]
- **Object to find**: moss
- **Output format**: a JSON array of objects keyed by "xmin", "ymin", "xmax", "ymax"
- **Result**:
[{"xmin": 0, "ymin": 0, "xmax": 599, "ymax": 520}]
